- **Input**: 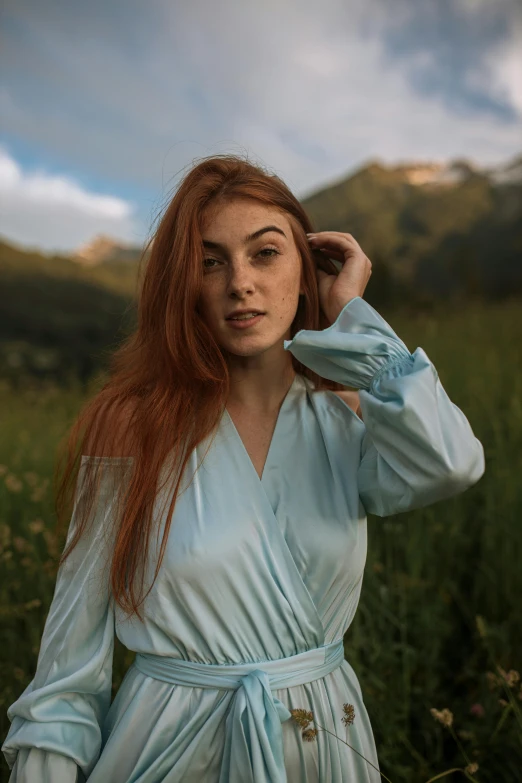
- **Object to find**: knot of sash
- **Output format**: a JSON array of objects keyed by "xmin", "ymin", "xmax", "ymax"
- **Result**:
[{"xmin": 134, "ymin": 638, "xmax": 345, "ymax": 783}]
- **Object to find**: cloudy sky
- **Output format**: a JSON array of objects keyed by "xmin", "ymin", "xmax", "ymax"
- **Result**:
[{"xmin": 1, "ymin": 0, "xmax": 521, "ymax": 253}]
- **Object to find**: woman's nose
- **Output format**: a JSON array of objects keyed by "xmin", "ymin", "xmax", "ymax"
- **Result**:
[{"xmin": 226, "ymin": 263, "xmax": 255, "ymax": 295}]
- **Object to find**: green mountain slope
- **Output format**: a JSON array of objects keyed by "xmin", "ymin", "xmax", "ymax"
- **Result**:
[
  {"xmin": 301, "ymin": 153, "xmax": 522, "ymax": 305},
  {"xmin": 1, "ymin": 151, "xmax": 520, "ymax": 383},
  {"xmin": 0, "ymin": 241, "xmax": 136, "ymax": 385}
]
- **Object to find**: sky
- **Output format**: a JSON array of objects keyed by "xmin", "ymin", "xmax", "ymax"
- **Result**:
[{"xmin": 0, "ymin": 0, "xmax": 521, "ymax": 253}]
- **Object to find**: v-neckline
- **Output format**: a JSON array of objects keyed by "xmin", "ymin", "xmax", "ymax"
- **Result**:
[{"xmin": 223, "ymin": 374, "xmax": 303, "ymax": 485}]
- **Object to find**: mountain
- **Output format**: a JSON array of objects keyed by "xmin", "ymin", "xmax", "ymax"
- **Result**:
[
  {"xmin": 2, "ymin": 149, "xmax": 521, "ymax": 308},
  {"xmin": 0, "ymin": 238, "xmax": 135, "ymax": 386},
  {"xmin": 299, "ymin": 150, "xmax": 522, "ymax": 305},
  {"xmin": 484, "ymin": 153, "xmax": 522, "ymax": 186},
  {"xmin": 1, "ymin": 149, "xmax": 521, "ymax": 383},
  {"xmin": 73, "ymin": 234, "xmax": 147, "ymax": 266},
  {"xmin": 68, "ymin": 151, "xmax": 521, "ymax": 276}
]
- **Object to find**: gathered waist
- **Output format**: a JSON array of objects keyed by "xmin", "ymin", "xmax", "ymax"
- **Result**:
[
  {"xmin": 133, "ymin": 638, "xmax": 345, "ymax": 691},
  {"xmin": 133, "ymin": 639, "xmax": 345, "ymax": 782}
]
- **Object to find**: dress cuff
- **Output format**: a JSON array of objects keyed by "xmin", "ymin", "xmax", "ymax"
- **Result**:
[
  {"xmin": 8, "ymin": 747, "xmax": 80, "ymax": 782},
  {"xmin": 284, "ymin": 296, "xmax": 414, "ymax": 391}
]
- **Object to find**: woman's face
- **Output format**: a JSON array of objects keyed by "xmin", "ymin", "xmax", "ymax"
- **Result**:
[{"xmin": 198, "ymin": 198, "xmax": 304, "ymax": 359}]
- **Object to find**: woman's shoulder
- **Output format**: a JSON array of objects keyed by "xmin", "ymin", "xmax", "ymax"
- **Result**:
[
  {"xmin": 302, "ymin": 375, "xmax": 363, "ymax": 421},
  {"xmin": 329, "ymin": 389, "xmax": 363, "ymax": 420}
]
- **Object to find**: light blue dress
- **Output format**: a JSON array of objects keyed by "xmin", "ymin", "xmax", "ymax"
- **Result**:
[{"xmin": 2, "ymin": 296, "xmax": 485, "ymax": 783}]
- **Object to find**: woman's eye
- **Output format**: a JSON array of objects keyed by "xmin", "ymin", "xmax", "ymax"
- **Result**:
[
  {"xmin": 203, "ymin": 257, "xmax": 219, "ymax": 269},
  {"xmin": 203, "ymin": 247, "xmax": 278, "ymax": 269},
  {"xmin": 258, "ymin": 247, "xmax": 279, "ymax": 259}
]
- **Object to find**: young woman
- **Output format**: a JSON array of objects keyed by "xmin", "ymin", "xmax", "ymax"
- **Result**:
[{"xmin": 2, "ymin": 155, "xmax": 485, "ymax": 783}]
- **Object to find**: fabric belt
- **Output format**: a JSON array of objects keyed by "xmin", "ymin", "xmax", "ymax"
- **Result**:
[{"xmin": 133, "ymin": 638, "xmax": 345, "ymax": 783}]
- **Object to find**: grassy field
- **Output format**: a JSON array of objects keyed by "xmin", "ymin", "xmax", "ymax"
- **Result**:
[{"xmin": 1, "ymin": 298, "xmax": 521, "ymax": 782}]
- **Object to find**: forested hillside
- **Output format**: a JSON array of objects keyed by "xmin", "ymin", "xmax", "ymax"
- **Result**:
[{"xmin": 1, "ymin": 151, "xmax": 520, "ymax": 385}]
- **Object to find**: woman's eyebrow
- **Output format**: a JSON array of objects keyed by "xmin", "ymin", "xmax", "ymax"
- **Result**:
[{"xmin": 202, "ymin": 225, "xmax": 286, "ymax": 250}]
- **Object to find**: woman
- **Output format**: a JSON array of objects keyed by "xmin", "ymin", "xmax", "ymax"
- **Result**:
[{"xmin": 2, "ymin": 155, "xmax": 485, "ymax": 782}]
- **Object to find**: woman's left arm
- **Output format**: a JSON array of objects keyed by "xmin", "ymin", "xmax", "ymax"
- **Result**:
[{"xmin": 284, "ymin": 295, "xmax": 485, "ymax": 517}]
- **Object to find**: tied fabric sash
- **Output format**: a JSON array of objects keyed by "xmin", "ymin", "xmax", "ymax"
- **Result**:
[{"xmin": 133, "ymin": 639, "xmax": 345, "ymax": 783}]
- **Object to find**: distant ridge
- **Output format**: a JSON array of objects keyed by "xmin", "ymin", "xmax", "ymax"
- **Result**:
[
  {"xmin": 298, "ymin": 149, "xmax": 522, "ymax": 301},
  {"xmin": 393, "ymin": 155, "xmax": 522, "ymax": 187},
  {"xmin": 2, "ymin": 149, "xmax": 520, "ymax": 302},
  {"xmin": 73, "ymin": 234, "xmax": 146, "ymax": 266},
  {"xmin": 54, "ymin": 151, "xmax": 522, "ymax": 266}
]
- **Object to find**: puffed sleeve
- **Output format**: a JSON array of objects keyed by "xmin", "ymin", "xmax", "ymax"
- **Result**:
[
  {"xmin": 284, "ymin": 296, "xmax": 485, "ymax": 517},
  {"xmin": 1, "ymin": 456, "xmax": 133, "ymax": 782},
  {"xmin": 8, "ymin": 748, "xmax": 82, "ymax": 782}
]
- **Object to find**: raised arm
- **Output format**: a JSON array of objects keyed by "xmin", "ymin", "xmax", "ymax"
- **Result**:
[
  {"xmin": 2, "ymin": 456, "xmax": 133, "ymax": 782},
  {"xmin": 284, "ymin": 296, "xmax": 485, "ymax": 517}
]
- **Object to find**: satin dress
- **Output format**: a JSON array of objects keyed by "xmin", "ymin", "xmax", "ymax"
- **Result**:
[{"xmin": 2, "ymin": 296, "xmax": 485, "ymax": 783}]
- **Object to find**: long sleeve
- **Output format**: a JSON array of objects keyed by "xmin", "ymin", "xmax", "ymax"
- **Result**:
[
  {"xmin": 2, "ymin": 456, "xmax": 132, "ymax": 782},
  {"xmin": 8, "ymin": 748, "xmax": 82, "ymax": 782},
  {"xmin": 283, "ymin": 296, "xmax": 485, "ymax": 517}
]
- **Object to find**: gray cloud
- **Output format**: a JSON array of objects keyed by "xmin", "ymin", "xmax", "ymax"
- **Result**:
[{"xmin": 0, "ymin": 0, "xmax": 520, "ymax": 249}]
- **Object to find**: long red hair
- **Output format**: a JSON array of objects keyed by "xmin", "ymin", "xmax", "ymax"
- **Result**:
[{"xmin": 55, "ymin": 153, "xmax": 349, "ymax": 621}]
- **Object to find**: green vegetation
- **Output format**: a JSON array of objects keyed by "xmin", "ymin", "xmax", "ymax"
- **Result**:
[
  {"xmin": 0, "ymin": 298, "xmax": 520, "ymax": 781},
  {"xmin": 0, "ymin": 239, "xmax": 139, "ymax": 386}
]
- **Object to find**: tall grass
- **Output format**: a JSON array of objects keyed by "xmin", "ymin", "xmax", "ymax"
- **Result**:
[{"xmin": 1, "ymin": 298, "xmax": 521, "ymax": 782}]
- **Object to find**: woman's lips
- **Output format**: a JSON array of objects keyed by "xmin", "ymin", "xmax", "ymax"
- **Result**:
[{"xmin": 225, "ymin": 313, "xmax": 265, "ymax": 329}]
